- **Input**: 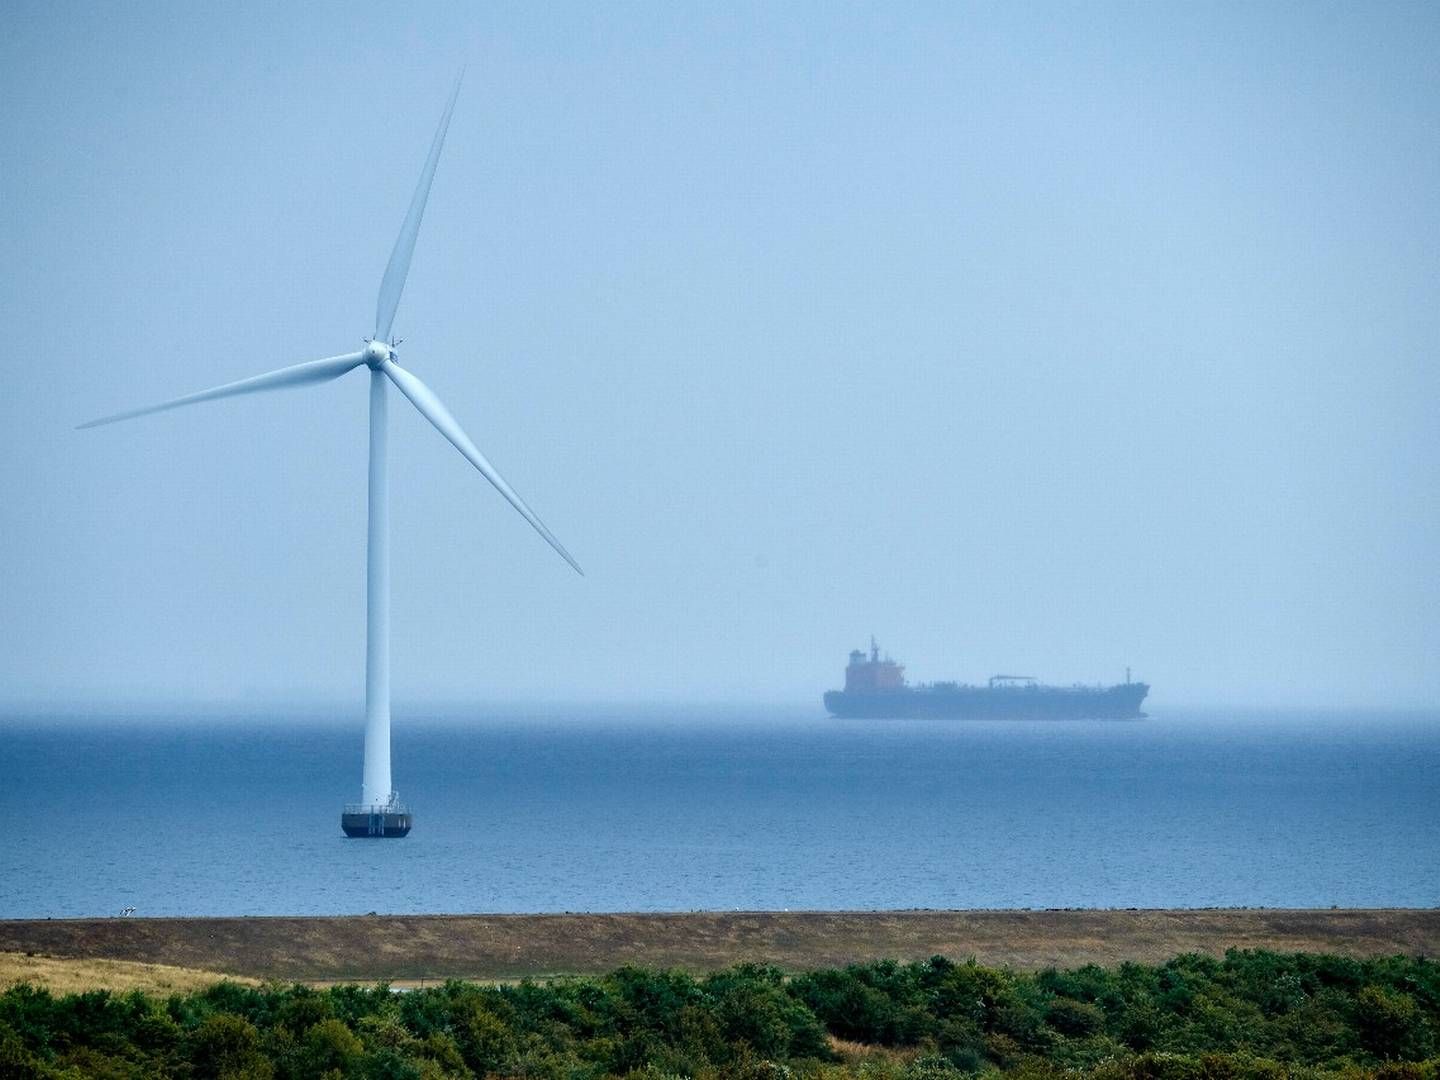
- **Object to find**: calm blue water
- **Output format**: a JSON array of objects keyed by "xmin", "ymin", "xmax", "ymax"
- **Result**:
[{"xmin": 2, "ymin": 708, "xmax": 1436, "ymax": 918}]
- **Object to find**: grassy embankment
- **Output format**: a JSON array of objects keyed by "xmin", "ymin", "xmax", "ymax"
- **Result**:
[{"xmin": 1, "ymin": 909, "xmax": 1436, "ymax": 983}]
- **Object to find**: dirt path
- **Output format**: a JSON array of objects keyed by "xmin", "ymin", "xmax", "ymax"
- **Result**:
[{"xmin": 2, "ymin": 909, "xmax": 1435, "ymax": 983}]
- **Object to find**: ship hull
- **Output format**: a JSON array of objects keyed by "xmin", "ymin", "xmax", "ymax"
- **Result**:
[{"xmin": 823, "ymin": 682, "xmax": 1149, "ymax": 720}]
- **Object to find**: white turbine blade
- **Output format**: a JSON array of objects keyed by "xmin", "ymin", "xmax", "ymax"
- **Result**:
[
  {"xmin": 77, "ymin": 352, "xmax": 366, "ymax": 429},
  {"xmin": 384, "ymin": 360, "xmax": 583, "ymax": 575},
  {"xmin": 374, "ymin": 70, "xmax": 465, "ymax": 343}
]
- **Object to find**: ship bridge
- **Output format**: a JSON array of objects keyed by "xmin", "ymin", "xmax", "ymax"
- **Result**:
[{"xmin": 844, "ymin": 637, "xmax": 906, "ymax": 692}]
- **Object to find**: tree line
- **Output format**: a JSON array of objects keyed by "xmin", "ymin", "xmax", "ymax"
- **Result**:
[{"xmin": 1, "ymin": 949, "xmax": 1437, "ymax": 1079}]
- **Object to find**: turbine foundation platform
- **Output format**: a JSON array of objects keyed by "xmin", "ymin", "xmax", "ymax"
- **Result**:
[{"xmin": 341, "ymin": 802, "xmax": 412, "ymax": 838}]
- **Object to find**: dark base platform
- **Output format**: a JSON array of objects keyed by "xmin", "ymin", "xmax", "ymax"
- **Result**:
[{"xmin": 341, "ymin": 808, "xmax": 413, "ymax": 838}]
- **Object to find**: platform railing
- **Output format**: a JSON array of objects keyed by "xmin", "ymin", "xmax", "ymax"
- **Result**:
[{"xmin": 343, "ymin": 800, "xmax": 410, "ymax": 816}]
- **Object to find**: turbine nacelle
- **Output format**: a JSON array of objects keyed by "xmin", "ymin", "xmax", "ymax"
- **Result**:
[{"xmin": 363, "ymin": 339, "xmax": 394, "ymax": 368}]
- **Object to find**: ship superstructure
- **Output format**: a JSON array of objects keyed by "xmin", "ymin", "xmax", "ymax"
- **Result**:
[{"xmin": 824, "ymin": 640, "xmax": 1148, "ymax": 719}]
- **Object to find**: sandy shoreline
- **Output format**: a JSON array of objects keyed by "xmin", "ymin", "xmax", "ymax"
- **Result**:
[{"xmin": 2, "ymin": 908, "xmax": 1436, "ymax": 983}]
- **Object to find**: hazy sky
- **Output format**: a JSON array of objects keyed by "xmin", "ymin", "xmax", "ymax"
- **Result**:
[{"xmin": 2, "ymin": 1, "xmax": 1436, "ymax": 710}]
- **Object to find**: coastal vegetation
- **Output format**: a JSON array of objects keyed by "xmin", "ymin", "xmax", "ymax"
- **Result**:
[{"xmin": 1, "ymin": 950, "xmax": 1437, "ymax": 1079}]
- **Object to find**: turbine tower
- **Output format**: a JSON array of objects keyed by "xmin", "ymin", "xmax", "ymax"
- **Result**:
[{"xmin": 79, "ymin": 73, "xmax": 582, "ymax": 838}]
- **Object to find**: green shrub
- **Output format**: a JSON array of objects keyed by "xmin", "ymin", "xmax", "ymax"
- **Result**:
[
  {"xmin": 1356, "ymin": 986, "xmax": 1433, "ymax": 1061},
  {"xmin": 0, "ymin": 1020, "xmax": 44, "ymax": 1080},
  {"xmin": 1046, "ymin": 997, "xmax": 1106, "ymax": 1038},
  {"xmin": 453, "ymin": 998, "xmax": 517, "ymax": 1075},
  {"xmin": 188, "ymin": 1012, "xmax": 270, "ymax": 1079}
]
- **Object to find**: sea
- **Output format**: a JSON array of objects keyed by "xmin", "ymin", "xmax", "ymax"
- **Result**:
[{"xmin": 2, "ymin": 707, "xmax": 1437, "ymax": 919}]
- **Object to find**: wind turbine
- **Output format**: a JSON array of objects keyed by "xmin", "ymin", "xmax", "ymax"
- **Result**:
[{"xmin": 79, "ymin": 73, "xmax": 582, "ymax": 838}]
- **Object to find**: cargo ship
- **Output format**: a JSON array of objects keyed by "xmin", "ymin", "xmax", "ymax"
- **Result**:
[{"xmin": 823, "ymin": 639, "xmax": 1148, "ymax": 719}]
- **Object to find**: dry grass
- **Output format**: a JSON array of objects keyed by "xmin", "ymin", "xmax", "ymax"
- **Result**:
[
  {"xmin": 0, "ymin": 951, "xmax": 257, "ymax": 996},
  {"xmin": 828, "ymin": 1036, "xmax": 920, "ymax": 1068}
]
